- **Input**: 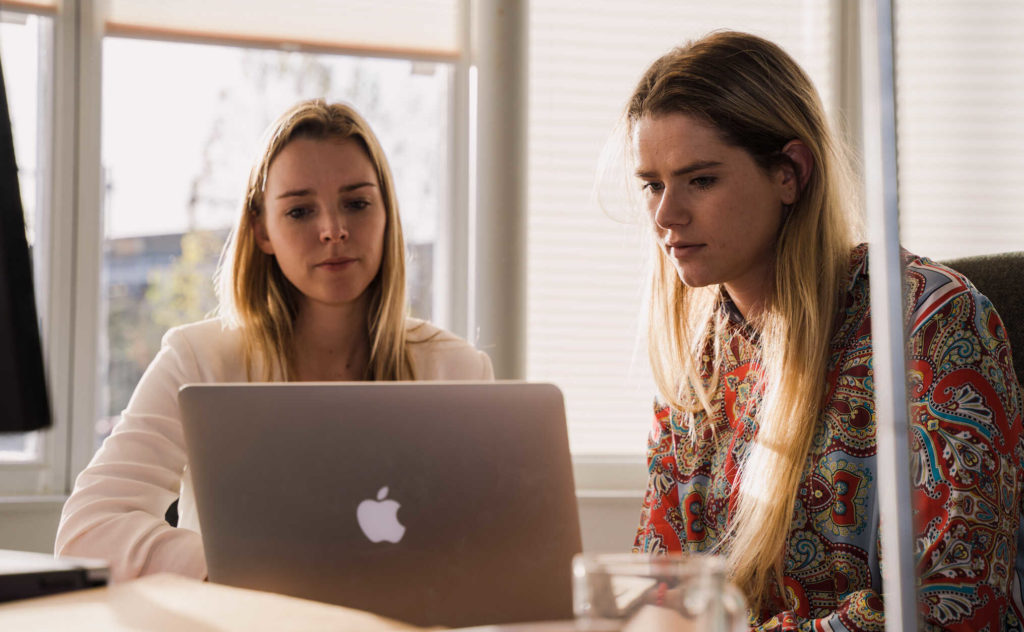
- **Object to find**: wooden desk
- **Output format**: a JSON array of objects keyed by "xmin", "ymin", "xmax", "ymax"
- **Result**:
[
  {"xmin": 0, "ymin": 574, "xmax": 423, "ymax": 631},
  {"xmin": 0, "ymin": 573, "xmax": 584, "ymax": 631}
]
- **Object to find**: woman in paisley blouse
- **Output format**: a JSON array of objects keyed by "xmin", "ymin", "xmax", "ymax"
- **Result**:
[{"xmin": 629, "ymin": 31, "xmax": 1023, "ymax": 630}]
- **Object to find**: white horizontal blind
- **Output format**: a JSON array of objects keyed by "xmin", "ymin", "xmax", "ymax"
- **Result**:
[
  {"xmin": 0, "ymin": 1, "xmax": 57, "ymax": 14},
  {"xmin": 527, "ymin": 0, "xmax": 837, "ymax": 454},
  {"xmin": 895, "ymin": 0, "xmax": 1024, "ymax": 259},
  {"xmin": 104, "ymin": 0, "xmax": 459, "ymax": 59}
]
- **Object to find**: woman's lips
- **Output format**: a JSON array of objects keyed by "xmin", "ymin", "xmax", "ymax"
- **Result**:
[
  {"xmin": 316, "ymin": 257, "xmax": 357, "ymax": 270},
  {"xmin": 667, "ymin": 243, "xmax": 704, "ymax": 259}
]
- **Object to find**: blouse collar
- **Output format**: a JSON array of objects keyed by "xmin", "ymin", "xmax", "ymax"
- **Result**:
[{"xmin": 719, "ymin": 289, "xmax": 760, "ymax": 343}]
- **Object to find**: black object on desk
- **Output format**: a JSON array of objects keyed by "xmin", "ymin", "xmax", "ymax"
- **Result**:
[{"xmin": 0, "ymin": 549, "xmax": 108, "ymax": 603}]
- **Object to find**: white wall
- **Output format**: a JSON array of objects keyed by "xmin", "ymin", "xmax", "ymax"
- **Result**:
[
  {"xmin": 0, "ymin": 498, "xmax": 63, "ymax": 554},
  {"xmin": 577, "ymin": 494, "xmax": 643, "ymax": 553}
]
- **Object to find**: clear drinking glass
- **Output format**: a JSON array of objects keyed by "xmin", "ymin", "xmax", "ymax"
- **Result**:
[{"xmin": 573, "ymin": 553, "xmax": 748, "ymax": 632}]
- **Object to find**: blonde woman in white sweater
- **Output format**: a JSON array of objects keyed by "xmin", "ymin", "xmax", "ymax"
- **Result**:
[{"xmin": 55, "ymin": 100, "xmax": 493, "ymax": 581}]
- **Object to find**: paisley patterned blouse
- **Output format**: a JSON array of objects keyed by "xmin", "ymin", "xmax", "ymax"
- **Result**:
[{"xmin": 634, "ymin": 244, "xmax": 1024, "ymax": 631}]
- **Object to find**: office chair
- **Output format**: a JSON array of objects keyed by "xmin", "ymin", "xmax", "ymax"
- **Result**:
[
  {"xmin": 166, "ymin": 499, "xmax": 178, "ymax": 527},
  {"xmin": 942, "ymin": 251, "xmax": 1024, "ymax": 387}
]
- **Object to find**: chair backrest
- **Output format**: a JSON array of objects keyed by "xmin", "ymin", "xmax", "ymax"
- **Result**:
[{"xmin": 942, "ymin": 251, "xmax": 1024, "ymax": 387}]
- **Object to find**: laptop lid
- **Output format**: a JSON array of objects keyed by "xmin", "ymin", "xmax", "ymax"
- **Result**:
[
  {"xmin": 178, "ymin": 382, "xmax": 582, "ymax": 628},
  {"xmin": 0, "ymin": 549, "xmax": 108, "ymax": 603}
]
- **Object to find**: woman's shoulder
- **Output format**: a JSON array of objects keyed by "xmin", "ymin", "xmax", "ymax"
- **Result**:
[
  {"xmin": 404, "ymin": 317, "xmax": 462, "ymax": 344},
  {"xmin": 848, "ymin": 243, "xmax": 986, "ymax": 330},
  {"xmin": 900, "ymin": 250, "xmax": 988, "ymax": 334},
  {"xmin": 163, "ymin": 317, "xmax": 242, "ymax": 349},
  {"xmin": 404, "ymin": 317, "xmax": 494, "ymax": 380},
  {"xmin": 158, "ymin": 317, "xmax": 248, "ymax": 381}
]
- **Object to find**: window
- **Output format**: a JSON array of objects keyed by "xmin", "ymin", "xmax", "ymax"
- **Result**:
[
  {"xmin": 96, "ymin": 37, "xmax": 451, "ymax": 447},
  {"xmin": 895, "ymin": 0, "xmax": 1024, "ymax": 258},
  {"xmin": 0, "ymin": 0, "xmax": 467, "ymax": 509}
]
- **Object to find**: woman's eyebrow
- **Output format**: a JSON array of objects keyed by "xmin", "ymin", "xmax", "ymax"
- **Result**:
[
  {"xmin": 339, "ymin": 182, "xmax": 377, "ymax": 193},
  {"xmin": 635, "ymin": 159, "xmax": 723, "ymax": 179},
  {"xmin": 275, "ymin": 182, "xmax": 377, "ymax": 199},
  {"xmin": 276, "ymin": 188, "xmax": 313, "ymax": 199}
]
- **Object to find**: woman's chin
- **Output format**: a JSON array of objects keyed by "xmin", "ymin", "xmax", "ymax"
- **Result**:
[{"xmin": 674, "ymin": 268, "xmax": 711, "ymax": 290}]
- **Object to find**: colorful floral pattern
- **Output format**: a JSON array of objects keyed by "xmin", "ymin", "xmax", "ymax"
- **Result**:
[{"xmin": 635, "ymin": 244, "xmax": 1024, "ymax": 631}]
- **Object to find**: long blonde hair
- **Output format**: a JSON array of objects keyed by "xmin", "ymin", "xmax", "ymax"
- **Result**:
[
  {"xmin": 627, "ymin": 32, "xmax": 859, "ymax": 610},
  {"xmin": 216, "ymin": 99, "xmax": 412, "ymax": 381}
]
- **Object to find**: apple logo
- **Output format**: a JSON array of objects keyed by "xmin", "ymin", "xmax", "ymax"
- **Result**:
[{"xmin": 356, "ymin": 486, "xmax": 406, "ymax": 543}]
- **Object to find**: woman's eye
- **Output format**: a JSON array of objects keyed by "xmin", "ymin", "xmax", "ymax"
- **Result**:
[
  {"xmin": 642, "ymin": 181, "xmax": 664, "ymax": 194},
  {"xmin": 345, "ymin": 199, "xmax": 371, "ymax": 211},
  {"xmin": 285, "ymin": 206, "xmax": 313, "ymax": 219},
  {"xmin": 691, "ymin": 175, "xmax": 716, "ymax": 190}
]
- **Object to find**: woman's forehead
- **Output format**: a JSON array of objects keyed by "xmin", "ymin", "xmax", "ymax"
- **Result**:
[
  {"xmin": 632, "ymin": 114, "xmax": 729, "ymax": 160},
  {"xmin": 266, "ymin": 137, "xmax": 377, "ymax": 186}
]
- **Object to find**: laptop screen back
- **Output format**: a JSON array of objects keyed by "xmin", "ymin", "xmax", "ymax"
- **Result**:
[{"xmin": 179, "ymin": 381, "xmax": 582, "ymax": 627}]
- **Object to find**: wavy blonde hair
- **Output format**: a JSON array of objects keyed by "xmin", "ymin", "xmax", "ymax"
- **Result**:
[
  {"xmin": 216, "ymin": 99, "xmax": 412, "ymax": 381},
  {"xmin": 627, "ymin": 32, "xmax": 859, "ymax": 610}
]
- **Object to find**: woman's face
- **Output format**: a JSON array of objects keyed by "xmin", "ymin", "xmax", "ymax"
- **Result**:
[
  {"xmin": 256, "ymin": 136, "xmax": 387, "ymax": 311},
  {"xmin": 632, "ymin": 113, "xmax": 798, "ymax": 316}
]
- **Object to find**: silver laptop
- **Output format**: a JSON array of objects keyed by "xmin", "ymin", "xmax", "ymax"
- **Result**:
[{"xmin": 178, "ymin": 382, "xmax": 582, "ymax": 628}]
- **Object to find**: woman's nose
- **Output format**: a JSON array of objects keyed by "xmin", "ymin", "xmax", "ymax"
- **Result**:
[
  {"xmin": 319, "ymin": 213, "xmax": 348, "ymax": 242},
  {"xmin": 653, "ymin": 188, "xmax": 690, "ymax": 230}
]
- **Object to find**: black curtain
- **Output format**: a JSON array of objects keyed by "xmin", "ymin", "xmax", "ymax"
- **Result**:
[{"xmin": 0, "ymin": 54, "xmax": 51, "ymax": 432}]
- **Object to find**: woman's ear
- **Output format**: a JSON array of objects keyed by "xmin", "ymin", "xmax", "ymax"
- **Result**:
[
  {"xmin": 253, "ymin": 215, "xmax": 275, "ymax": 255},
  {"xmin": 778, "ymin": 139, "xmax": 814, "ymax": 205}
]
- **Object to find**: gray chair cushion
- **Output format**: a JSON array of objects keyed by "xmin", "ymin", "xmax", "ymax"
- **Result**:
[{"xmin": 941, "ymin": 251, "xmax": 1024, "ymax": 387}]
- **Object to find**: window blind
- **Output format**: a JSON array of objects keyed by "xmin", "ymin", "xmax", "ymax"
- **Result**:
[
  {"xmin": 895, "ymin": 0, "xmax": 1024, "ymax": 259},
  {"xmin": 527, "ymin": 0, "xmax": 837, "ymax": 454},
  {"xmin": 1, "ymin": 1, "xmax": 56, "ymax": 14},
  {"xmin": 104, "ymin": 0, "xmax": 459, "ymax": 60}
]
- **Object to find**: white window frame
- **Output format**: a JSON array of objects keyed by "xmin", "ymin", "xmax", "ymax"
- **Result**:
[
  {"xmin": 0, "ymin": 0, "xmax": 477, "ymax": 505},
  {"xmin": 64, "ymin": 0, "xmax": 478, "ymax": 488}
]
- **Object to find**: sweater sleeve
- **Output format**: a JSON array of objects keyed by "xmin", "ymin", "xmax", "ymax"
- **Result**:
[
  {"xmin": 753, "ymin": 289, "xmax": 1024, "ymax": 631},
  {"xmin": 907, "ymin": 289, "xmax": 1023, "ymax": 629},
  {"xmin": 54, "ymin": 326, "xmax": 207, "ymax": 582},
  {"xmin": 478, "ymin": 348, "xmax": 495, "ymax": 381}
]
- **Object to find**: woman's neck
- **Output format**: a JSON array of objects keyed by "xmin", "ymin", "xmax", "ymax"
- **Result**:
[
  {"xmin": 723, "ymin": 266, "xmax": 773, "ymax": 321},
  {"xmin": 290, "ymin": 297, "xmax": 372, "ymax": 381}
]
